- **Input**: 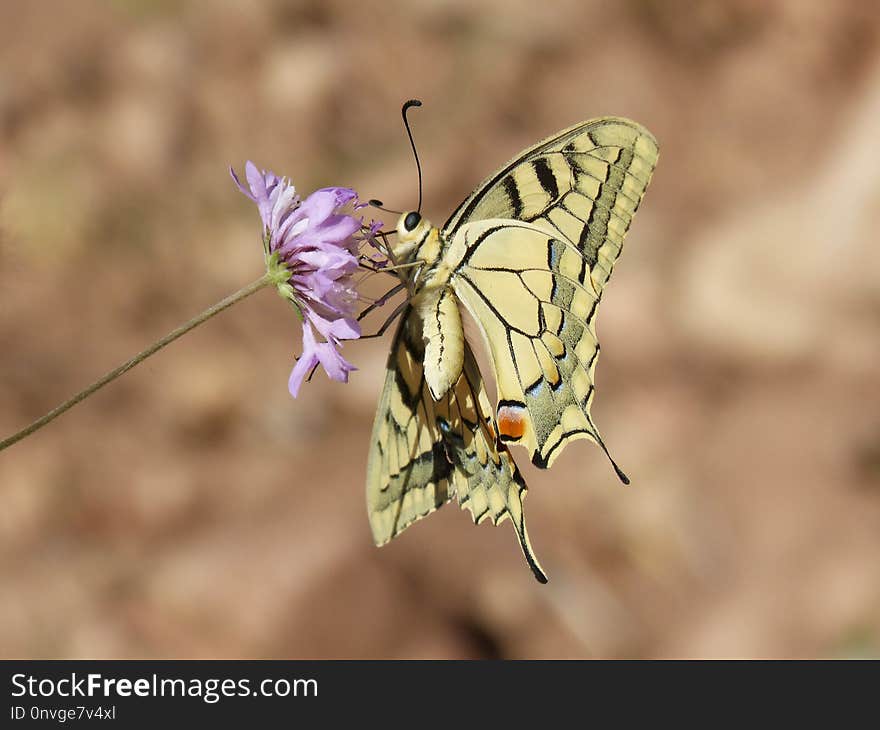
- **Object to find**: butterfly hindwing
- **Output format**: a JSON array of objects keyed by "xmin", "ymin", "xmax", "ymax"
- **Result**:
[
  {"xmin": 366, "ymin": 308, "xmax": 547, "ymax": 582},
  {"xmin": 446, "ymin": 220, "xmax": 609, "ymax": 469},
  {"xmin": 366, "ymin": 310, "xmax": 451, "ymax": 544}
]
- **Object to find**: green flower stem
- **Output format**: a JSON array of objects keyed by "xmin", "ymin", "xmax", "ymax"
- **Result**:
[{"xmin": 0, "ymin": 274, "xmax": 272, "ymax": 454}]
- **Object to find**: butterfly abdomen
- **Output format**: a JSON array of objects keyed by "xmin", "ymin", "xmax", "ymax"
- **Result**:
[
  {"xmin": 417, "ymin": 285, "xmax": 464, "ymax": 400},
  {"xmin": 399, "ymin": 223, "xmax": 468, "ymax": 402}
]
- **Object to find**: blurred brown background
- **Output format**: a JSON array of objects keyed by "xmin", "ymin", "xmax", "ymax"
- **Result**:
[{"xmin": 1, "ymin": 0, "xmax": 879, "ymax": 659}]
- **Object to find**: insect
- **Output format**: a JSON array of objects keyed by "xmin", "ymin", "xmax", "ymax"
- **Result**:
[{"xmin": 366, "ymin": 101, "xmax": 659, "ymax": 582}]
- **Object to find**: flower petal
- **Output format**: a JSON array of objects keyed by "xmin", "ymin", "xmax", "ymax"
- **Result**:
[
  {"xmin": 245, "ymin": 161, "xmax": 268, "ymax": 203},
  {"xmin": 297, "ymin": 249, "xmax": 358, "ymax": 277},
  {"xmin": 288, "ymin": 323, "xmax": 319, "ymax": 397},
  {"xmin": 230, "ymin": 166, "xmax": 255, "ymax": 201},
  {"xmin": 326, "ymin": 316, "xmax": 361, "ymax": 341},
  {"xmin": 313, "ymin": 340, "xmax": 357, "ymax": 382},
  {"xmin": 288, "ymin": 355, "xmax": 318, "ymax": 397},
  {"xmin": 296, "ymin": 189, "xmax": 339, "ymax": 227},
  {"xmin": 307, "ymin": 310, "xmax": 360, "ymax": 341},
  {"xmin": 313, "ymin": 214, "xmax": 362, "ymax": 244},
  {"xmin": 316, "ymin": 187, "xmax": 358, "ymax": 207}
]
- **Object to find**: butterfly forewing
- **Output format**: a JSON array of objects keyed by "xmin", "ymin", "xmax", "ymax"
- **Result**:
[{"xmin": 443, "ymin": 117, "xmax": 659, "ymax": 297}]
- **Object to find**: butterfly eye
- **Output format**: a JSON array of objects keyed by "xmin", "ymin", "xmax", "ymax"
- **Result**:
[{"xmin": 403, "ymin": 212, "xmax": 421, "ymax": 231}]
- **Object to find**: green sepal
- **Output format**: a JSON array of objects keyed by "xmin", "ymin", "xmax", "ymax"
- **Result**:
[{"xmin": 264, "ymin": 249, "xmax": 303, "ymax": 320}]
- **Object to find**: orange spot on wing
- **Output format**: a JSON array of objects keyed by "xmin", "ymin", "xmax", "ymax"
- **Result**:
[{"xmin": 497, "ymin": 405, "xmax": 526, "ymax": 440}]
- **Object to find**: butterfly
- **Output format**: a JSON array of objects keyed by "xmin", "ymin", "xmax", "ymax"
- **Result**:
[{"xmin": 366, "ymin": 115, "xmax": 659, "ymax": 582}]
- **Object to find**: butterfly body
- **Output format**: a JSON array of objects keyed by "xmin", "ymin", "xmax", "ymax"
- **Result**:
[
  {"xmin": 368, "ymin": 117, "xmax": 659, "ymax": 582},
  {"xmin": 391, "ymin": 214, "xmax": 463, "ymax": 400}
]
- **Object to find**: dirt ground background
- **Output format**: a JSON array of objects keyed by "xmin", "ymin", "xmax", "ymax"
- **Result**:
[{"xmin": 1, "ymin": 1, "xmax": 879, "ymax": 658}]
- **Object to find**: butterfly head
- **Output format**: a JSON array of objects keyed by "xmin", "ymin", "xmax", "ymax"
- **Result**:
[
  {"xmin": 396, "ymin": 210, "xmax": 431, "ymax": 241},
  {"xmin": 392, "ymin": 210, "xmax": 436, "ymax": 263}
]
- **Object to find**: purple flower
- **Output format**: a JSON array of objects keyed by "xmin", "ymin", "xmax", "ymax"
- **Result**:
[{"xmin": 231, "ymin": 161, "xmax": 369, "ymax": 397}]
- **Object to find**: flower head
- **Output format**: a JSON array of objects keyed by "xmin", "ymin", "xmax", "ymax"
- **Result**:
[{"xmin": 232, "ymin": 161, "xmax": 371, "ymax": 397}]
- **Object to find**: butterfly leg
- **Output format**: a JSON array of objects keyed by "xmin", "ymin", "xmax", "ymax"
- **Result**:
[
  {"xmin": 358, "ymin": 258, "xmax": 424, "ymax": 277},
  {"xmin": 357, "ymin": 283, "xmax": 405, "ymax": 323},
  {"xmin": 358, "ymin": 257, "xmax": 399, "ymax": 276},
  {"xmin": 360, "ymin": 300, "xmax": 408, "ymax": 340}
]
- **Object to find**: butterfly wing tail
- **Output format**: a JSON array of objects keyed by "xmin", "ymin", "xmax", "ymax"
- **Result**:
[
  {"xmin": 504, "ymin": 471, "xmax": 548, "ymax": 584},
  {"xmin": 440, "ymin": 341, "xmax": 548, "ymax": 583}
]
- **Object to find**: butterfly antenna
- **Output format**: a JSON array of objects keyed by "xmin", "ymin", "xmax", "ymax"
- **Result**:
[
  {"xmin": 368, "ymin": 199, "xmax": 403, "ymax": 215},
  {"xmin": 401, "ymin": 99, "xmax": 423, "ymax": 213}
]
